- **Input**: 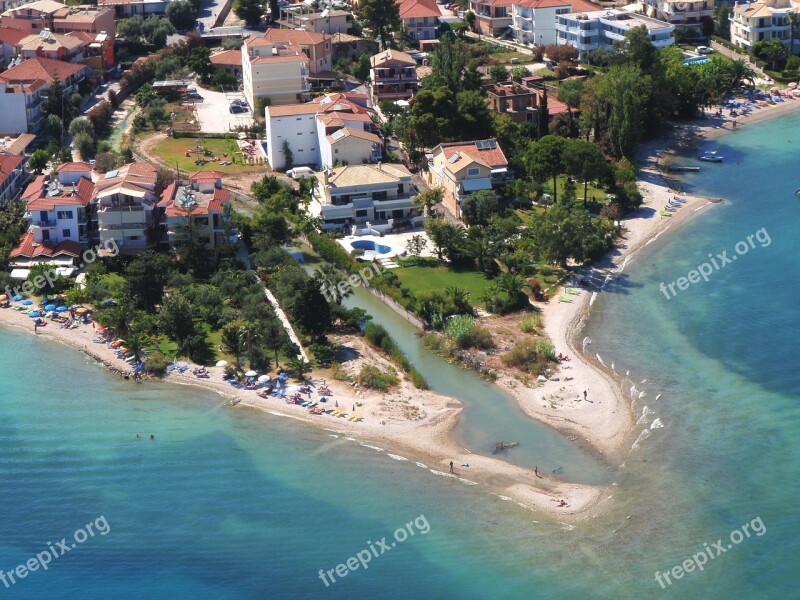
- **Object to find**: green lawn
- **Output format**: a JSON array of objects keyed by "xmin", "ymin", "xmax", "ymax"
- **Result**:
[
  {"xmin": 152, "ymin": 136, "xmax": 267, "ymax": 175},
  {"xmin": 393, "ymin": 263, "xmax": 495, "ymax": 304}
]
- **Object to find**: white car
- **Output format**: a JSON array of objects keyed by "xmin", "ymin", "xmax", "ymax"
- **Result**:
[
  {"xmin": 286, "ymin": 166, "xmax": 315, "ymax": 179},
  {"xmin": 696, "ymin": 46, "xmax": 714, "ymax": 55}
]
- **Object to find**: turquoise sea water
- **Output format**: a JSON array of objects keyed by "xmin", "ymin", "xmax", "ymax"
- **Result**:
[{"xmin": 2, "ymin": 113, "xmax": 799, "ymax": 598}]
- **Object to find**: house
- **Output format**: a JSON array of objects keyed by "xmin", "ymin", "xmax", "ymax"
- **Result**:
[
  {"xmin": 279, "ymin": 7, "xmax": 355, "ymax": 34},
  {"xmin": 370, "ymin": 49, "xmax": 419, "ymax": 103},
  {"xmin": 332, "ymin": 32, "xmax": 379, "ymax": 63},
  {"xmin": 556, "ymin": 8, "xmax": 674, "ymax": 60},
  {"xmin": 634, "ymin": 0, "xmax": 714, "ymax": 38},
  {"xmin": 731, "ymin": 0, "xmax": 796, "ymax": 52},
  {"xmin": 8, "ymin": 229, "xmax": 82, "ymax": 269},
  {"xmin": 309, "ymin": 163, "xmax": 419, "ymax": 231},
  {"xmin": 51, "ymin": 5, "xmax": 115, "ymax": 38},
  {"xmin": 241, "ymin": 36, "xmax": 310, "ymax": 109},
  {"xmin": 427, "ymin": 139, "xmax": 511, "ymax": 219},
  {"xmin": 264, "ymin": 92, "xmax": 382, "ymax": 171},
  {"xmin": 261, "ymin": 28, "xmax": 334, "ymax": 87},
  {"xmin": 510, "ymin": 0, "xmax": 600, "ymax": 46},
  {"xmin": 157, "ymin": 171, "xmax": 233, "ymax": 253},
  {"xmin": 0, "ymin": 56, "xmax": 88, "ymax": 134},
  {"xmin": 21, "ymin": 169, "xmax": 95, "ymax": 245},
  {"xmin": 97, "ymin": 0, "xmax": 170, "ymax": 18},
  {"xmin": 485, "ymin": 80, "xmax": 569, "ymax": 123},
  {"xmin": 210, "ymin": 48, "xmax": 242, "ymax": 78},
  {"xmin": 398, "ymin": 0, "xmax": 441, "ymax": 43},
  {"xmin": 469, "ymin": 0, "xmax": 514, "ymax": 37},
  {"xmin": 0, "ymin": 0, "xmax": 64, "ymax": 34},
  {"xmin": 66, "ymin": 30, "xmax": 112, "ymax": 71},
  {"xmin": 0, "ymin": 26, "xmax": 26, "ymax": 68},
  {"xmin": 93, "ymin": 162, "xmax": 159, "ymax": 251},
  {"xmin": 17, "ymin": 28, "xmax": 86, "ymax": 62},
  {"xmin": 0, "ymin": 152, "xmax": 27, "ymax": 200}
]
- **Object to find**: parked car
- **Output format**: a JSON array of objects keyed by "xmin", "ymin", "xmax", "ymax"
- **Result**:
[
  {"xmin": 696, "ymin": 46, "xmax": 714, "ymax": 55},
  {"xmin": 185, "ymin": 88, "xmax": 202, "ymax": 99},
  {"xmin": 286, "ymin": 166, "xmax": 315, "ymax": 179},
  {"xmin": 229, "ymin": 104, "xmax": 246, "ymax": 114}
]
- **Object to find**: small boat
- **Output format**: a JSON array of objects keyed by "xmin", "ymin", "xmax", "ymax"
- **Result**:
[
  {"xmin": 699, "ymin": 151, "xmax": 723, "ymax": 162},
  {"xmin": 668, "ymin": 166, "xmax": 701, "ymax": 172}
]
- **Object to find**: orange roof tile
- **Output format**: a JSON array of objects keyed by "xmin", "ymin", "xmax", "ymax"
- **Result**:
[
  {"xmin": 0, "ymin": 56, "xmax": 85, "ymax": 85},
  {"xmin": 10, "ymin": 231, "xmax": 81, "ymax": 259},
  {"xmin": 0, "ymin": 153, "xmax": 24, "ymax": 187},
  {"xmin": 397, "ymin": 0, "xmax": 441, "ymax": 19},
  {"xmin": 439, "ymin": 139, "xmax": 508, "ymax": 168},
  {"xmin": 262, "ymin": 28, "xmax": 330, "ymax": 46},
  {"xmin": 56, "ymin": 161, "xmax": 93, "ymax": 173},
  {"xmin": 0, "ymin": 26, "xmax": 27, "ymax": 46},
  {"xmin": 210, "ymin": 49, "xmax": 242, "ymax": 66}
]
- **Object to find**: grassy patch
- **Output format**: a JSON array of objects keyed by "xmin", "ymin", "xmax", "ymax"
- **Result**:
[
  {"xmin": 152, "ymin": 136, "xmax": 266, "ymax": 175},
  {"xmin": 357, "ymin": 364, "xmax": 399, "ymax": 391},
  {"xmin": 393, "ymin": 264, "xmax": 494, "ymax": 305}
]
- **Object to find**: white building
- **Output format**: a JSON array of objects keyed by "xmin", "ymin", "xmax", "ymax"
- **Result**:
[
  {"xmin": 265, "ymin": 92, "xmax": 382, "ymax": 171},
  {"xmin": 511, "ymin": 0, "xmax": 600, "ymax": 46},
  {"xmin": 94, "ymin": 162, "xmax": 159, "ymax": 251},
  {"xmin": 556, "ymin": 8, "xmax": 674, "ymax": 60},
  {"xmin": 0, "ymin": 152, "xmax": 27, "ymax": 201},
  {"xmin": 310, "ymin": 163, "xmax": 419, "ymax": 231},
  {"xmin": 731, "ymin": 0, "xmax": 796, "ymax": 52},
  {"xmin": 21, "ymin": 170, "xmax": 95, "ymax": 245},
  {"xmin": 241, "ymin": 36, "xmax": 310, "ymax": 109},
  {"xmin": 635, "ymin": 0, "xmax": 714, "ymax": 38}
]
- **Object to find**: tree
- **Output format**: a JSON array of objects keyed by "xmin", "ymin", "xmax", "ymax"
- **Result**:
[
  {"xmin": 405, "ymin": 234, "xmax": 427, "ymax": 264},
  {"xmin": 724, "ymin": 59, "xmax": 756, "ymax": 91},
  {"xmin": 187, "ymin": 46, "xmax": 213, "ymax": 80},
  {"xmin": 613, "ymin": 25, "xmax": 656, "ymax": 72},
  {"xmin": 73, "ymin": 132, "xmax": 96, "ymax": 160},
  {"xmin": 288, "ymin": 278, "xmax": 331, "ymax": 342},
  {"xmin": 424, "ymin": 218, "xmax": 465, "ymax": 260},
  {"xmin": 282, "ymin": 140, "xmax": 294, "ymax": 170},
  {"xmin": 252, "ymin": 204, "xmax": 293, "ymax": 249},
  {"xmin": 313, "ymin": 264, "xmax": 349, "ymax": 305},
  {"xmin": 787, "ymin": 11, "xmax": 800, "ymax": 57},
  {"xmin": 465, "ymin": 10, "xmax": 476, "ymax": 31},
  {"xmin": 46, "ymin": 115, "xmax": 63, "ymax": 141},
  {"xmin": 68, "ymin": 117, "xmax": 94, "ymax": 139},
  {"xmin": 497, "ymin": 272, "xmax": 529, "ymax": 310},
  {"xmin": 714, "ymin": 4, "xmax": 731, "ymax": 40},
  {"xmin": 395, "ymin": 23, "xmax": 411, "ymax": 50},
  {"xmin": 166, "ymin": 0, "xmax": 197, "ymax": 30},
  {"xmin": 125, "ymin": 251, "xmax": 175, "ymax": 310},
  {"xmin": 460, "ymin": 190, "xmax": 498, "ymax": 227},
  {"xmin": 117, "ymin": 16, "xmax": 144, "ymax": 41},
  {"xmin": 158, "ymin": 293, "xmax": 197, "ymax": 355},
  {"xmin": 455, "ymin": 90, "xmax": 494, "ymax": 140},
  {"xmin": 358, "ymin": 0, "xmax": 401, "ymax": 49},
  {"xmin": 760, "ymin": 39, "xmax": 787, "ymax": 70},
  {"xmin": 413, "ymin": 187, "xmax": 443, "ymax": 216},
  {"xmin": 526, "ymin": 135, "xmax": 565, "ymax": 203},
  {"xmin": 234, "ymin": 0, "xmax": 264, "ymax": 26},
  {"xmin": 27, "ymin": 150, "xmax": 50, "ymax": 175},
  {"xmin": 354, "ymin": 53, "xmax": 372, "ymax": 81},
  {"xmin": 286, "ymin": 357, "xmax": 312, "ymax": 381},
  {"xmin": 490, "ymin": 64, "xmax": 508, "ymax": 83},
  {"xmin": 564, "ymin": 139, "xmax": 611, "ymax": 202},
  {"xmin": 537, "ymin": 87, "xmax": 549, "ymax": 139},
  {"xmin": 269, "ymin": 0, "xmax": 279, "ymax": 22}
]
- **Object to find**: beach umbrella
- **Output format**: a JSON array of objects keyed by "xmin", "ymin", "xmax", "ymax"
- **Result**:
[
  {"xmin": 44, "ymin": 304, "xmax": 56, "ymax": 311},
  {"xmin": 75, "ymin": 307, "xmax": 88, "ymax": 314},
  {"xmin": 216, "ymin": 360, "xmax": 228, "ymax": 367},
  {"xmin": 245, "ymin": 370, "xmax": 258, "ymax": 377},
  {"xmin": 0, "ymin": 295, "xmax": 7, "ymax": 301},
  {"xmin": 12, "ymin": 295, "xmax": 22, "ymax": 301},
  {"xmin": 22, "ymin": 300, "xmax": 33, "ymax": 305},
  {"xmin": 29, "ymin": 311, "xmax": 40, "ymax": 318},
  {"xmin": 56, "ymin": 306, "xmax": 67, "ymax": 312},
  {"xmin": 257, "ymin": 374, "xmax": 270, "ymax": 382}
]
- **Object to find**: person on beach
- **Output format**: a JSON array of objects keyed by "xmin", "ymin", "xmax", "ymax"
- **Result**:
[
  {"xmin": 449, "ymin": 461, "xmax": 454, "ymax": 474},
  {"xmin": 535, "ymin": 466, "xmax": 542, "ymax": 478},
  {"xmin": 34, "ymin": 321, "xmax": 38, "ymax": 334},
  {"xmin": 583, "ymin": 390, "xmax": 587, "ymax": 401}
]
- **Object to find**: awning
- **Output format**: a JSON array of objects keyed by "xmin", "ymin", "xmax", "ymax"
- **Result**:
[
  {"xmin": 10, "ymin": 269, "xmax": 29, "ymax": 279},
  {"xmin": 461, "ymin": 179, "xmax": 492, "ymax": 192}
]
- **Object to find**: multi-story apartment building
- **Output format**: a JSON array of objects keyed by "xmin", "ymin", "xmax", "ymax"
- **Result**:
[
  {"xmin": 370, "ymin": 49, "xmax": 419, "ymax": 102},
  {"xmin": 0, "ymin": 152, "xmax": 27, "ymax": 201},
  {"xmin": 427, "ymin": 138, "xmax": 511, "ymax": 219},
  {"xmin": 556, "ymin": 8, "xmax": 674, "ymax": 60},
  {"xmin": 485, "ymin": 79, "xmax": 569, "ymax": 123},
  {"xmin": 0, "ymin": 56, "xmax": 88, "ymax": 134},
  {"xmin": 265, "ymin": 92, "xmax": 382, "ymax": 171},
  {"xmin": 21, "ymin": 168, "xmax": 95, "ymax": 245},
  {"xmin": 241, "ymin": 36, "xmax": 310, "ymax": 108},
  {"xmin": 398, "ymin": 0, "xmax": 441, "ymax": 43},
  {"xmin": 635, "ymin": 0, "xmax": 713, "ymax": 38},
  {"xmin": 97, "ymin": 0, "xmax": 170, "ymax": 18},
  {"xmin": 158, "ymin": 171, "xmax": 233, "ymax": 253},
  {"xmin": 1, "ymin": 1, "xmax": 114, "ymax": 38},
  {"xmin": 731, "ymin": 0, "xmax": 796, "ymax": 51},
  {"xmin": 94, "ymin": 162, "xmax": 159, "ymax": 251},
  {"xmin": 470, "ymin": 0, "xmax": 514, "ymax": 37},
  {"xmin": 309, "ymin": 163, "xmax": 419, "ymax": 231},
  {"xmin": 262, "ymin": 28, "xmax": 333, "ymax": 85},
  {"xmin": 510, "ymin": 0, "xmax": 599, "ymax": 46},
  {"xmin": 0, "ymin": 0, "xmax": 63, "ymax": 32},
  {"xmin": 17, "ymin": 28, "xmax": 85, "ymax": 62},
  {"xmin": 279, "ymin": 7, "xmax": 355, "ymax": 34}
]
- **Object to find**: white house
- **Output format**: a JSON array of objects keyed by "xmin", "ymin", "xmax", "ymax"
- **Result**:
[
  {"xmin": 634, "ymin": 0, "xmax": 714, "ymax": 38},
  {"xmin": 241, "ymin": 36, "xmax": 310, "ymax": 109},
  {"xmin": 21, "ymin": 172, "xmax": 95, "ymax": 245},
  {"xmin": 265, "ymin": 92, "xmax": 382, "ymax": 171},
  {"xmin": 731, "ymin": 0, "xmax": 796, "ymax": 52},
  {"xmin": 556, "ymin": 8, "xmax": 675, "ymax": 60},
  {"xmin": 309, "ymin": 163, "xmax": 419, "ymax": 230},
  {"xmin": 510, "ymin": 0, "xmax": 600, "ymax": 46},
  {"xmin": 93, "ymin": 162, "xmax": 159, "ymax": 251}
]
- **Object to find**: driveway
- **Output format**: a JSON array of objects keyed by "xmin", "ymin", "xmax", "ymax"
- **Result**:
[{"xmin": 191, "ymin": 83, "xmax": 255, "ymax": 133}]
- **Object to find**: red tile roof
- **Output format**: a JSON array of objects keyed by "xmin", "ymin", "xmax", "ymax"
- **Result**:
[
  {"xmin": 0, "ymin": 26, "xmax": 27, "ymax": 46},
  {"xmin": 26, "ymin": 176, "xmax": 95, "ymax": 210},
  {"xmin": 397, "ymin": 0, "xmax": 441, "ymax": 19},
  {"xmin": 158, "ymin": 181, "xmax": 231, "ymax": 217},
  {"xmin": 439, "ymin": 139, "xmax": 508, "ymax": 168},
  {"xmin": 188, "ymin": 170, "xmax": 223, "ymax": 181},
  {"xmin": 21, "ymin": 174, "xmax": 46, "ymax": 202},
  {"xmin": 56, "ymin": 161, "xmax": 93, "ymax": 173},
  {"xmin": 210, "ymin": 49, "xmax": 242, "ymax": 66},
  {"xmin": 262, "ymin": 28, "xmax": 330, "ymax": 46},
  {"xmin": 0, "ymin": 56, "xmax": 85, "ymax": 86},
  {"xmin": 9, "ymin": 231, "xmax": 82, "ymax": 259},
  {"xmin": 0, "ymin": 153, "xmax": 24, "ymax": 187}
]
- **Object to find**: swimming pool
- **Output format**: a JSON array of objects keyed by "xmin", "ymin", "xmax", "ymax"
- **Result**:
[
  {"xmin": 350, "ymin": 240, "xmax": 392, "ymax": 254},
  {"xmin": 683, "ymin": 56, "xmax": 711, "ymax": 65}
]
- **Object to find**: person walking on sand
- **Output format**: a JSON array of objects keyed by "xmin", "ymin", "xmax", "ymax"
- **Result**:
[
  {"xmin": 449, "ymin": 461, "xmax": 454, "ymax": 474},
  {"xmin": 535, "ymin": 466, "xmax": 542, "ymax": 478},
  {"xmin": 583, "ymin": 389, "xmax": 587, "ymax": 401}
]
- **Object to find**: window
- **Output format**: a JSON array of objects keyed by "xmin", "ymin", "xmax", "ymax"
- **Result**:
[
  {"xmin": 62, "ymin": 229, "xmax": 70, "ymax": 238},
  {"xmin": 57, "ymin": 210, "xmax": 73, "ymax": 219},
  {"xmin": 355, "ymin": 209, "xmax": 368, "ymax": 217},
  {"xmin": 335, "ymin": 149, "xmax": 339, "ymax": 154},
  {"xmin": 467, "ymin": 167, "xmax": 480, "ymax": 176},
  {"xmin": 397, "ymin": 184, "xmax": 404, "ymax": 194}
]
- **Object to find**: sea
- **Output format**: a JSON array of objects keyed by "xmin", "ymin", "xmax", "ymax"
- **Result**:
[{"xmin": 1, "ymin": 112, "xmax": 799, "ymax": 599}]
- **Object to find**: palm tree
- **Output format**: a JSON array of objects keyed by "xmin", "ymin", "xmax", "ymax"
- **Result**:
[
  {"xmin": 788, "ymin": 11, "xmax": 800, "ymax": 58},
  {"xmin": 238, "ymin": 322, "xmax": 261, "ymax": 368},
  {"xmin": 725, "ymin": 59, "xmax": 756, "ymax": 91},
  {"xmin": 125, "ymin": 332, "xmax": 144, "ymax": 363},
  {"xmin": 413, "ymin": 187, "xmax": 444, "ymax": 217},
  {"xmin": 497, "ymin": 272, "xmax": 530, "ymax": 309},
  {"xmin": 445, "ymin": 286, "xmax": 470, "ymax": 313},
  {"xmin": 286, "ymin": 357, "xmax": 312, "ymax": 382}
]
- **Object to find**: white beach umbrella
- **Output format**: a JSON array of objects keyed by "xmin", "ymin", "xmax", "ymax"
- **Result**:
[
  {"xmin": 245, "ymin": 370, "xmax": 258, "ymax": 377},
  {"xmin": 257, "ymin": 375, "xmax": 271, "ymax": 383},
  {"xmin": 216, "ymin": 360, "xmax": 228, "ymax": 367}
]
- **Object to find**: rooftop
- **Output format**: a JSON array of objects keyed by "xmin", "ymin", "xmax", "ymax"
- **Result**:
[
  {"xmin": 0, "ymin": 55, "xmax": 85, "ymax": 85},
  {"xmin": 262, "ymin": 28, "xmax": 330, "ymax": 46},
  {"xmin": 10, "ymin": 231, "xmax": 82, "ymax": 259},
  {"xmin": 25, "ymin": 176, "xmax": 95, "ymax": 210},
  {"xmin": 397, "ymin": 0, "xmax": 441, "ymax": 19},
  {"xmin": 18, "ymin": 29, "xmax": 86, "ymax": 52},
  {"xmin": 318, "ymin": 163, "xmax": 412, "ymax": 189},
  {"xmin": 210, "ymin": 49, "xmax": 242, "ymax": 66},
  {"xmin": 438, "ymin": 139, "xmax": 508, "ymax": 170},
  {"xmin": 0, "ymin": 133, "xmax": 35, "ymax": 155},
  {"xmin": 563, "ymin": 8, "xmax": 674, "ymax": 29},
  {"xmin": 0, "ymin": 153, "xmax": 24, "ymax": 186},
  {"xmin": 1, "ymin": 0, "xmax": 65, "ymax": 17},
  {"xmin": 371, "ymin": 48, "xmax": 416, "ymax": 67},
  {"xmin": 158, "ymin": 181, "xmax": 231, "ymax": 217}
]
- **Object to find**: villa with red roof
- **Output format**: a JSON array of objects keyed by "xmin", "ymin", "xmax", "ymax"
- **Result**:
[
  {"xmin": 0, "ymin": 56, "xmax": 88, "ymax": 134},
  {"xmin": 157, "ymin": 172, "xmax": 233, "ymax": 254},
  {"xmin": 0, "ymin": 153, "xmax": 27, "ymax": 201},
  {"xmin": 427, "ymin": 139, "xmax": 511, "ymax": 219},
  {"xmin": 93, "ymin": 162, "xmax": 159, "ymax": 251},
  {"xmin": 397, "ymin": 0, "xmax": 441, "ymax": 43}
]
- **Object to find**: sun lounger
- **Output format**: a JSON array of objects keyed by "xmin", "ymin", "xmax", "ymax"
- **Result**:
[
  {"xmin": 660, "ymin": 210, "xmax": 673, "ymax": 217},
  {"xmin": 566, "ymin": 288, "xmax": 580, "ymax": 295},
  {"xmin": 559, "ymin": 296, "xmax": 573, "ymax": 303}
]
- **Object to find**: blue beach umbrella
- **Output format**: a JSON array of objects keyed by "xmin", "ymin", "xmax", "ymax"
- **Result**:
[
  {"xmin": 44, "ymin": 304, "xmax": 56, "ymax": 311},
  {"xmin": 22, "ymin": 300, "xmax": 33, "ymax": 306},
  {"xmin": 29, "ymin": 311, "xmax": 41, "ymax": 318},
  {"xmin": 56, "ymin": 306, "xmax": 68, "ymax": 312},
  {"xmin": 12, "ymin": 295, "xmax": 23, "ymax": 302}
]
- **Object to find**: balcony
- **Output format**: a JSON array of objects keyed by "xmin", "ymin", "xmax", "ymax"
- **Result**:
[{"xmin": 32, "ymin": 220, "xmax": 56, "ymax": 228}]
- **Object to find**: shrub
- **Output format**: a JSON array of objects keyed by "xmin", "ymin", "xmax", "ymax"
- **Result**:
[
  {"xmin": 330, "ymin": 361, "xmax": 351, "ymax": 381},
  {"xmin": 445, "ymin": 315, "xmax": 476, "ymax": 349},
  {"xmin": 357, "ymin": 364, "xmax": 399, "ymax": 390},
  {"xmin": 146, "ymin": 350, "xmax": 172, "ymax": 375},
  {"xmin": 519, "ymin": 314, "xmax": 542, "ymax": 333},
  {"xmin": 364, "ymin": 323, "xmax": 428, "ymax": 389},
  {"xmin": 501, "ymin": 339, "xmax": 556, "ymax": 374},
  {"xmin": 309, "ymin": 343, "xmax": 333, "ymax": 367},
  {"xmin": 471, "ymin": 325, "xmax": 494, "ymax": 350}
]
